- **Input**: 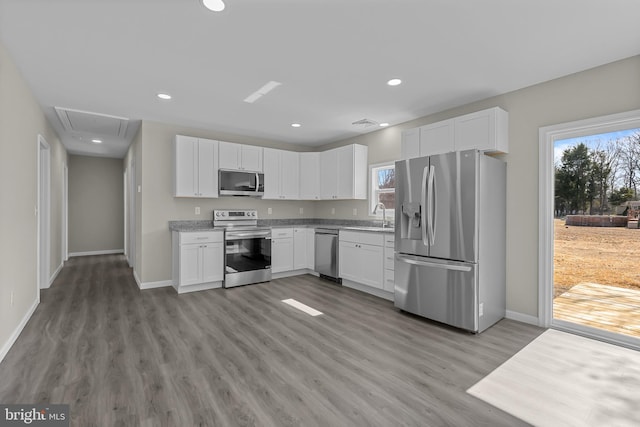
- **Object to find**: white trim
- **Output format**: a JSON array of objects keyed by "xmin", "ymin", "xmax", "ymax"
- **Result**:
[
  {"xmin": 369, "ymin": 161, "xmax": 396, "ymax": 218},
  {"xmin": 37, "ymin": 135, "xmax": 50, "ymax": 293},
  {"xmin": 62, "ymin": 164, "xmax": 68, "ymax": 262},
  {"xmin": 133, "ymin": 269, "xmax": 142, "ymax": 288},
  {"xmin": 68, "ymin": 249, "xmax": 124, "ymax": 257},
  {"xmin": 538, "ymin": 109, "xmax": 640, "ymax": 329},
  {"xmin": 44, "ymin": 261, "xmax": 64, "ymax": 289},
  {"xmin": 505, "ymin": 310, "xmax": 539, "ymax": 326},
  {"xmin": 139, "ymin": 279, "xmax": 173, "ymax": 290},
  {"xmin": 0, "ymin": 298, "xmax": 38, "ymax": 364}
]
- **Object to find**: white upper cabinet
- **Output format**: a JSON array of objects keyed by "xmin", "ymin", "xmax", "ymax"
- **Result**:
[
  {"xmin": 174, "ymin": 135, "xmax": 218, "ymax": 198},
  {"xmin": 401, "ymin": 128, "xmax": 420, "ymax": 160},
  {"xmin": 218, "ymin": 141, "xmax": 263, "ymax": 172},
  {"xmin": 419, "ymin": 119, "xmax": 455, "ymax": 156},
  {"xmin": 321, "ymin": 144, "xmax": 368, "ymax": 200},
  {"xmin": 400, "ymin": 107, "xmax": 508, "ymax": 159},
  {"xmin": 454, "ymin": 107, "xmax": 508, "ymax": 153},
  {"xmin": 263, "ymin": 148, "xmax": 299, "ymax": 199},
  {"xmin": 299, "ymin": 152, "xmax": 320, "ymax": 200}
]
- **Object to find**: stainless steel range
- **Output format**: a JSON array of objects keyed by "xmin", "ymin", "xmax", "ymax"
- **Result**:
[{"xmin": 214, "ymin": 209, "xmax": 272, "ymax": 287}]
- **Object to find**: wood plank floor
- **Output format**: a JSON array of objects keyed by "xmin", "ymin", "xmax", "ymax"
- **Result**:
[
  {"xmin": 0, "ymin": 255, "xmax": 544, "ymax": 426},
  {"xmin": 554, "ymin": 282, "xmax": 640, "ymax": 338}
]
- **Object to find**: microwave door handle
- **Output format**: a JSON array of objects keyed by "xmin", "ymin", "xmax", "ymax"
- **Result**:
[
  {"xmin": 421, "ymin": 165, "xmax": 428, "ymax": 247},
  {"xmin": 255, "ymin": 172, "xmax": 260, "ymax": 193},
  {"xmin": 428, "ymin": 165, "xmax": 436, "ymax": 246}
]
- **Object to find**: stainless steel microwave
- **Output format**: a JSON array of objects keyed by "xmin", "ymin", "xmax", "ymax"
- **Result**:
[{"xmin": 219, "ymin": 169, "xmax": 264, "ymax": 196}]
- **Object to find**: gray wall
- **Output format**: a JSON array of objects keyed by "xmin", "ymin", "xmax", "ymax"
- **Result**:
[
  {"xmin": 129, "ymin": 55, "xmax": 640, "ymax": 319},
  {"xmin": 134, "ymin": 120, "xmax": 318, "ymax": 283},
  {"xmin": 315, "ymin": 55, "xmax": 640, "ymax": 318},
  {"xmin": 0, "ymin": 40, "xmax": 67, "ymax": 359},
  {"xmin": 68, "ymin": 155, "xmax": 124, "ymax": 254}
]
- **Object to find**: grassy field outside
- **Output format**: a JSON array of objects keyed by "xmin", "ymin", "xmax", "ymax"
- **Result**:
[{"xmin": 554, "ymin": 218, "xmax": 640, "ymax": 297}]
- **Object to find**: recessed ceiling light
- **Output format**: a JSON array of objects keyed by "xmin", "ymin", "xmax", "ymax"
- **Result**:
[
  {"xmin": 387, "ymin": 78, "xmax": 402, "ymax": 86},
  {"xmin": 91, "ymin": 139, "xmax": 103, "ymax": 144},
  {"xmin": 379, "ymin": 123, "xmax": 389, "ymax": 127},
  {"xmin": 202, "ymin": 0, "xmax": 225, "ymax": 12},
  {"xmin": 291, "ymin": 123, "xmax": 301, "ymax": 128},
  {"xmin": 157, "ymin": 93, "xmax": 172, "ymax": 100}
]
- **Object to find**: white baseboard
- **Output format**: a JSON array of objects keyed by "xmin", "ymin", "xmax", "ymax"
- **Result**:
[
  {"xmin": 69, "ymin": 249, "xmax": 124, "ymax": 257},
  {"xmin": 0, "ymin": 298, "xmax": 38, "ymax": 364},
  {"xmin": 139, "ymin": 279, "xmax": 173, "ymax": 290},
  {"xmin": 46, "ymin": 261, "xmax": 64, "ymax": 288},
  {"xmin": 506, "ymin": 310, "xmax": 539, "ymax": 326}
]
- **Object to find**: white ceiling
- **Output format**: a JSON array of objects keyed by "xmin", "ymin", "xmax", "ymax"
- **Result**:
[{"xmin": 1, "ymin": 0, "xmax": 639, "ymax": 158}]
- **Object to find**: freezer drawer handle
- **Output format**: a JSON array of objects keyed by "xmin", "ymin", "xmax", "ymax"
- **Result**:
[{"xmin": 395, "ymin": 254, "xmax": 472, "ymax": 272}]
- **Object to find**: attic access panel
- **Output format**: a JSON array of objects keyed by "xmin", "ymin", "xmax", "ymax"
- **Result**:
[{"xmin": 54, "ymin": 107, "xmax": 129, "ymax": 138}]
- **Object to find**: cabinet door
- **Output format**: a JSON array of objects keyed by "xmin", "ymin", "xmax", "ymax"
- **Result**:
[
  {"xmin": 262, "ymin": 148, "xmax": 281, "ymax": 199},
  {"xmin": 201, "ymin": 242, "xmax": 224, "ymax": 283},
  {"xmin": 293, "ymin": 228, "xmax": 307, "ymax": 270},
  {"xmin": 420, "ymin": 119, "xmax": 454, "ymax": 156},
  {"xmin": 306, "ymin": 228, "xmax": 315, "ymax": 270},
  {"xmin": 338, "ymin": 241, "xmax": 359, "ymax": 281},
  {"xmin": 272, "ymin": 238, "xmax": 294, "ymax": 273},
  {"xmin": 454, "ymin": 107, "xmax": 508, "ymax": 153},
  {"xmin": 174, "ymin": 135, "xmax": 198, "ymax": 197},
  {"xmin": 218, "ymin": 141, "xmax": 240, "ymax": 170},
  {"xmin": 198, "ymin": 139, "xmax": 218, "ymax": 197},
  {"xmin": 299, "ymin": 152, "xmax": 320, "ymax": 200},
  {"xmin": 336, "ymin": 145, "xmax": 354, "ymax": 199},
  {"xmin": 240, "ymin": 145, "xmax": 263, "ymax": 172},
  {"xmin": 401, "ymin": 128, "xmax": 420, "ymax": 160},
  {"xmin": 356, "ymin": 243, "xmax": 384, "ymax": 289},
  {"xmin": 280, "ymin": 151, "xmax": 300, "ymax": 199},
  {"xmin": 179, "ymin": 244, "xmax": 202, "ymax": 285},
  {"xmin": 320, "ymin": 149, "xmax": 338, "ymax": 199}
]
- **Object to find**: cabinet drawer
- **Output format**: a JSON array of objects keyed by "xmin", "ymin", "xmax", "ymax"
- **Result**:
[
  {"xmin": 384, "ymin": 252, "xmax": 395, "ymax": 270},
  {"xmin": 384, "ymin": 235, "xmax": 395, "ymax": 248},
  {"xmin": 340, "ymin": 230, "xmax": 384, "ymax": 246},
  {"xmin": 180, "ymin": 231, "xmax": 223, "ymax": 245},
  {"xmin": 384, "ymin": 269, "xmax": 395, "ymax": 292},
  {"xmin": 272, "ymin": 228, "xmax": 294, "ymax": 238}
]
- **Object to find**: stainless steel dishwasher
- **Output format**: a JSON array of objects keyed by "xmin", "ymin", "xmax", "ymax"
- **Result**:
[{"xmin": 314, "ymin": 228, "xmax": 341, "ymax": 283}]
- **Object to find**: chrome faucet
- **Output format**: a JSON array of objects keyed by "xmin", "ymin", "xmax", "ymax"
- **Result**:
[{"xmin": 373, "ymin": 202, "xmax": 388, "ymax": 228}]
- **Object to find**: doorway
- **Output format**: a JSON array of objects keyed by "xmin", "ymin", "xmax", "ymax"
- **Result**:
[
  {"xmin": 37, "ymin": 135, "xmax": 50, "ymax": 290},
  {"xmin": 539, "ymin": 109, "xmax": 640, "ymax": 349}
]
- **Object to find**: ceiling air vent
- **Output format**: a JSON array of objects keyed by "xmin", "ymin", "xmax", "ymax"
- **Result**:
[
  {"xmin": 352, "ymin": 118, "xmax": 379, "ymax": 130},
  {"xmin": 54, "ymin": 107, "xmax": 129, "ymax": 138}
]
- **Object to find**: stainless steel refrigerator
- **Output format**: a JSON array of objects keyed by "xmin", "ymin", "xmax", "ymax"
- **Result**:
[{"xmin": 394, "ymin": 149, "xmax": 506, "ymax": 333}]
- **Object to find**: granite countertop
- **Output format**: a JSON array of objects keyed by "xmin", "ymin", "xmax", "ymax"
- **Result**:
[{"xmin": 169, "ymin": 218, "xmax": 394, "ymax": 233}]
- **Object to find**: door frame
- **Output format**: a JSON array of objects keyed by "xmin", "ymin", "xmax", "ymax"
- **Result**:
[
  {"xmin": 37, "ymin": 134, "xmax": 51, "ymax": 291},
  {"xmin": 538, "ymin": 108, "xmax": 640, "ymax": 348},
  {"xmin": 62, "ymin": 163, "xmax": 68, "ymax": 262}
]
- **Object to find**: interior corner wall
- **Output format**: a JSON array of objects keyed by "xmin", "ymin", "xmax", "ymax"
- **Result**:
[
  {"xmin": 0, "ymin": 40, "xmax": 67, "ymax": 361},
  {"xmin": 68, "ymin": 155, "xmax": 124, "ymax": 255},
  {"xmin": 314, "ymin": 55, "xmax": 640, "ymax": 318},
  {"xmin": 137, "ymin": 120, "xmax": 317, "ymax": 284}
]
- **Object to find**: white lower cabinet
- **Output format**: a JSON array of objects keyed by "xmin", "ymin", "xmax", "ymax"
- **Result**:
[
  {"xmin": 172, "ymin": 230, "xmax": 224, "ymax": 293},
  {"xmin": 339, "ymin": 231, "xmax": 385, "ymax": 290},
  {"xmin": 293, "ymin": 228, "xmax": 315, "ymax": 270},
  {"xmin": 383, "ymin": 234, "xmax": 395, "ymax": 293},
  {"xmin": 271, "ymin": 228, "xmax": 294, "ymax": 273}
]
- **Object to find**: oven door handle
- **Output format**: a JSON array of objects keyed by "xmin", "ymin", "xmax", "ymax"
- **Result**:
[{"xmin": 226, "ymin": 232, "xmax": 271, "ymax": 240}]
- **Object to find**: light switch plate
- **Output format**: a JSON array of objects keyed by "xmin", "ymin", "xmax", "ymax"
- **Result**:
[
  {"xmin": 195, "ymin": 207, "xmax": 200, "ymax": 215},
  {"xmin": 268, "ymin": 207, "xmax": 273, "ymax": 215},
  {"xmin": 331, "ymin": 208, "xmax": 335, "ymax": 215},
  {"xmin": 353, "ymin": 208, "xmax": 357, "ymax": 216},
  {"xmin": 299, "ymin": 207, "xmax": 303, "ymax": 214}
]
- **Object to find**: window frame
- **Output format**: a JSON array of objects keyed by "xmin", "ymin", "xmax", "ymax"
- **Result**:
[{"xmin": 369, "ymin": 161, "xmax": 396, "ymax": 218}]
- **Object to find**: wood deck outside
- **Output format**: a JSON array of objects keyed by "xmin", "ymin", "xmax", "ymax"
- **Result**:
[{"xmin": 554, "ymin": 282, "xmax": 640, "ymax": 338}]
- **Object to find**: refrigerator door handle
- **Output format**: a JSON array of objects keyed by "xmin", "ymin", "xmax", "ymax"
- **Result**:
[
  {"xmin": 421, "ymin": 166, "xmax": 429, "ymax": 247},
  {"xmin": 427, "ymin": 164, "xmax": 436, "ymax": 246},
  {"xmin": 396, "ymin": 254, "xmax": 472, "ymax": 272}
]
